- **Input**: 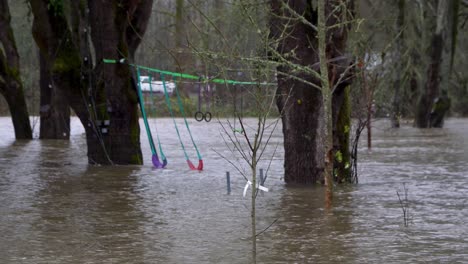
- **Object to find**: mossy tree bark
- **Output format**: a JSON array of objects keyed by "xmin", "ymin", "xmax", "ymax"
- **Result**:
[
  {"xmin": 270, "ymin": 0, "xmax": 354, "ymax": 185},
  {"xmin": 0, "ymin": 0, "xmax": 33, "ymax": 139},
  {"xmin": 334, "ymin": 87, "xmax": 352, "ymax": 183},
  {"xmin": 30, "ymin": 0, "xmax": 153, "ymax": 164},
  {"xmin": 39, "ymin": 52, "xmax": 70, "ymax": 139}
]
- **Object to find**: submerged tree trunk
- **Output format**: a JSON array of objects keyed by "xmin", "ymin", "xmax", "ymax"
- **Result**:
[
  {"xmin": 30, "ymin": 0, "xmax": 153, "ymax": 164},
  {"xmin": 0, "ymin": 0, "xmax": 32, "ymax": 139},
  {"xmin": 0, "ymin": 82, "xmax": 33, "ymax": 139},
  {"xmin": 39, "ymin": 52, "xmax": 70, "ymax": 139},
  {"xmin": 334, "ymin": 87, "xmax": 352, "ymax": 183},
  {"xmin": 415, "ymin": 0, "xmax": 448, "ymax": 128},
  {"xmin": 270, "ymin": 0, "xmax": 354, "ymax": 185},
  {"xmin": 271, "ymin": 1, "xmax": 322, "ymax": 184}
]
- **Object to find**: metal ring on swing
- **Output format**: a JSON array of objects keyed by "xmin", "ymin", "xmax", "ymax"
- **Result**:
[
  {"xmin": 204, "ymin": 112, "xmax": 212, "ymax": 122},
  {"xmin": 195, "ymin": 111, "xmax": 204, "ymax": 122}
]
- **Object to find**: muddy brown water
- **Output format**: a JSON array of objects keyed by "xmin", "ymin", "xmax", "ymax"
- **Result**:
[{"xmin": 1, "ymin": 117, "xmax": 467, "ymax": 263}]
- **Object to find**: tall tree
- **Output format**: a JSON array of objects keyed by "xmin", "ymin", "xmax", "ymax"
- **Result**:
[
  {"xmin": 29, "ymin": 0, "xmax": 153, "ymax": 164},
  {"xmin": 415, "ymin": 0, "xmax": 450, "ymax": 128},
  {"xmin": 0, "ymin": 0, "xmax": 33, "ymax": 139},
  {"xmin": 390, "ymin": 0, "xmax": 405, "ymax": 128},
  {"xmin": 270, "ymin": 0, "xmax": 354, "ymax": 185}
]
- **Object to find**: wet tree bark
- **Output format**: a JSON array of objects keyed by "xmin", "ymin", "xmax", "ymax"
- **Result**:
[
  {"xmin": 271, "ymin": 1, "xmax": 323, "ymax": 184},
  {"xmin": 39, "ymin": 52, "xmax": 70, "ymax": 139},
  {"xmin": 415, "ymin": 0, "xmax": 448, "ymax": 128},
  {"xmin": 30, "ymin": 0, "xmax": 153, "ymax": 164},
  {"xmin": 0, "ymin": 0, "xmax": 33, "ymax": 139},
  {"xmin": 334, "ymin": 87, "xmax": 352, "ymax": 183},
  {"xmin": 270, "ymin": 0, "xmax": 354, "ymax": 184}
]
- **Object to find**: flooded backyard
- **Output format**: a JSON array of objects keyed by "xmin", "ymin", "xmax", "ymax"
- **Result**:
[{"xmin": 0, "ymin": 117, "xmax": 467, "ymax": 263}]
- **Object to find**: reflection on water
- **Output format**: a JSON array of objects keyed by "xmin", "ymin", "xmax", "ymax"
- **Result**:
[{"xmin": 1, "ymin": 117, "xmax": 467, "ymax": 263}]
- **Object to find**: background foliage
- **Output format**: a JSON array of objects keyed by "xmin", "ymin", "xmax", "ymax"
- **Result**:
[{"xmin": 2, "ymin": 0, "xmax": 467, "ymax": 118}]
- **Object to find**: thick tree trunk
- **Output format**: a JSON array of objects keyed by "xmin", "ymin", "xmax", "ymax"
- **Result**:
[
  {"xmin": 39, "ymin": 52, "xmax": 70, "ymax": 139},
  {"xmin": 270, "ymin": 0, "xmax": 353, "ymax": 184},
  {"xmin": 415, "ymin": 34, "xmax": 444, "ymax": 128},
  {"xmin": 0, "ymin": 0, "xmax": 32, "ymax": 139},
  {"xmin": 86, "ymin": 1, "xmax": 145, "ymax": 164},
  {"xmin": 30, "ymin": 0, "xmax": 153, "ymax": 164},
  {"xmin": 276, "ymin": 74, "xmax": 325, "ymax": 184},
  {"xmin": 415, "ymin": 0, "xmax": 447, "ymax": 128},
  {"xmin": 271, "ymin": 1, "xmax": 324, "ymax": 184}
]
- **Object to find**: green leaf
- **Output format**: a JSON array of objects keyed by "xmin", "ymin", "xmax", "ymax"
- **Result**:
[{"xmin": 335, "ymin": 150, "xmax": 343, "ymax": 163}]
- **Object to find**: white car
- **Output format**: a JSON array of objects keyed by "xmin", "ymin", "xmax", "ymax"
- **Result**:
[{"xmin": 139, "ymin": 76, "xmax": 175, "ymax": 94}]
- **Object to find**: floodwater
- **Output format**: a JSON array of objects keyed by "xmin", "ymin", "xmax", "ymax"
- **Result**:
[{"xmin": 0, "ymin": 117, "xmax": 467, "ymax": 263}]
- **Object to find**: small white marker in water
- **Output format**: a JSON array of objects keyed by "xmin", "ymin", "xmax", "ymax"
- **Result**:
[{"xmin": 243, "ymin": 180, "xmax": 268, "ymax": 197}]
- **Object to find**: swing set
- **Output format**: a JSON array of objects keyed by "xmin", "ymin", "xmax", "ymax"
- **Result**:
[
  {"xmin": 103, "ymin": 58, "xmax": 274, "ymax": 171},
  {"xmin": 135, "ymin": 66, "xmax": 203, "ymax": 171}
]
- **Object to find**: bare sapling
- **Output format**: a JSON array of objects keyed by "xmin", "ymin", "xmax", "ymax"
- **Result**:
[{"xmin": 396, "ymin": 183, "xmax": 410, "ymax": 227}]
